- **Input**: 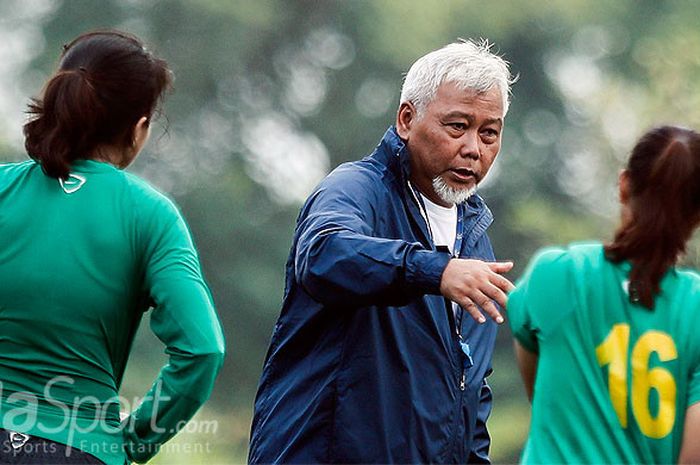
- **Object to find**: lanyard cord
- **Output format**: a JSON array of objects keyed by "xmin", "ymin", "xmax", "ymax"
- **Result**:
[
  {"xmin": 407, "ymin": 180, "xmax": 435, "ymax": 241},
  {"xmin": 408, "ymin": 180, "xmax": 465, "ymax": 257},
  {"xmin": 407, "ymin": 181, "xmax": 466, "ymax": 335}
]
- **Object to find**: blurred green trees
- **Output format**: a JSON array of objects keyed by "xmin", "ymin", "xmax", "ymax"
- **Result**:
[{"xmin": 3, "ymin": 0, "xmax": 700, "ymax": 462}]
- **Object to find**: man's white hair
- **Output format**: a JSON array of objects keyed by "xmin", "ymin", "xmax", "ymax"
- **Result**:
[{"xmin": 400, "ymin": 39, "xmax": 514, "ymax": 117}]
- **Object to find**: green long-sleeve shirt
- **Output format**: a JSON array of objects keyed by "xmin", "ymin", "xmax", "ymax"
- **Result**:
[{"xmin": 0, "ymin": 159, "xmax": 225, "ymax": 464}]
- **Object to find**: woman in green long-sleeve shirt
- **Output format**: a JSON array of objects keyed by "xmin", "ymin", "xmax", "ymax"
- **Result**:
[{"xmin": 0, "ymin": 30, "xmax": 225, "ymax": 465}]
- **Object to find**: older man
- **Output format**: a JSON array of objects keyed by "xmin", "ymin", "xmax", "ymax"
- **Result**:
[{"xmin": 249, "ymin": 39, "xmax": 515, "ymax": 464}]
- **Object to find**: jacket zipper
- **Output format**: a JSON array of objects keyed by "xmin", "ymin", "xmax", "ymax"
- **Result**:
[
  {"xmin": 453, "ymin": 228, "xmax": 469, "ymax": 392},
  {"xmin": 459, "ymin": 338, "xmax": 466, "ymax": 391},
  {"xmin": 445, "ymin": 303, "xmax": 469, "ymax": 461},
  {"xmin": 407, "ymin": 174, "xmax": 469, "ymax": 459}
]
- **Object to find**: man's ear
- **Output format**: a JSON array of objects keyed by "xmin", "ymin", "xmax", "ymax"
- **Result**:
[{"xmin": 396, "ymin": 102, "xmax": 416, "ymax": 140}]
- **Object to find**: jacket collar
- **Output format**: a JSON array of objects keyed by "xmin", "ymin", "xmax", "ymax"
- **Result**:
[{"xmin": 373, "ymin": 126, "xmax": 494, "ymax": 253}]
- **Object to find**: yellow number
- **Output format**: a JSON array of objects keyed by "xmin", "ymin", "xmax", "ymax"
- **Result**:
[
  {"xmin": 595, "ymin": 323, "xmax": 630, "ymax": 427},
  {"xmin": 595, "ymin": 324, "xmax": 677, "ymax": 439},
  {"xmin": 631, "ymin": 332, "xmax": 677, "ymax": 438}
]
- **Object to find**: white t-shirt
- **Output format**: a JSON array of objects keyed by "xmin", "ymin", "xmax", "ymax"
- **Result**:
[
  {"xmin": 420, "ymin": 194, "xmax": 462, "ymax": 320},
  {"xmin": 420, "ymin": 194, "xmax": 457, "ymax": 254}
]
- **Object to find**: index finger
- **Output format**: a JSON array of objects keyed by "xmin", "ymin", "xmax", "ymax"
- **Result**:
[{"xmin": 487, "ymin": 261, "xmax": 514, "ymax": 274}]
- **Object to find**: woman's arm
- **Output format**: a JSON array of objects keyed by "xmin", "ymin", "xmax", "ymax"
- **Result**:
[
  {"xmin": 678, "ymin": 402, "xmax": 700, "ymax": 464},
  {"xmin": 124, "ymin": 199, "xmax": 225, "ymax": 463},
  {"xmin": 513, "ymin": 340, "xmax": 538, "ymax": 402}
]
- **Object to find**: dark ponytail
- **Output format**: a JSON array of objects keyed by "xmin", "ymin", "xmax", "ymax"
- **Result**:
[
  {"xmin": 605, "ymin": 125, "xmax": 700, "ymax": 309},
  {"xmin": 24, "ymin": 69, "xmax": 105, "ymax": 178},
  {"xmin": 24, "ymin": 30, "xmax": 172, "ymax": 179}
]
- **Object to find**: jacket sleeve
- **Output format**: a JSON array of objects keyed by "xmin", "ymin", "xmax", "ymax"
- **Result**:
[
  {"xmin": 123, "ymin": 201, "xmax": 226, "ymax": 463},
  {"xmin": 294, "ymin": 169, "xmax": 451, "ymax": 307},
  {"xmin": 468, "ymin": 379, "xmax": 493, "ymax": 464}
]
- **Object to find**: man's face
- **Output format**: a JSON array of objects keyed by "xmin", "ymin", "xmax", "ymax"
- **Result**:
[{"xmin": 396, "ymin": 82, "xmax": 504, "ymax": 206}]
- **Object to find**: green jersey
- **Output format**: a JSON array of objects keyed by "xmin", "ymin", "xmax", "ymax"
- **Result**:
[
  {"xmin": 508, "ymin": 242, "xmax": 700, "ymax": 464},
  {"xmin": 0, "ymin": 160, "xmax": 225, "ymax": 465}
]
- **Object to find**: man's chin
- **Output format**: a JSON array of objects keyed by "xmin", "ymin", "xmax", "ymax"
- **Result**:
[{"xmin": 432, "ymin": 176, "xmax": 475, "ymax": 205}]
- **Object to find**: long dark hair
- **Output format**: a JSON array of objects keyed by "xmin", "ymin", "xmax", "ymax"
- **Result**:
[
  {"xmin": 605, "ymin": 125, "xmax": 700, "ymax": 309},
  {"xmin": 23, "ymin": 30, "xmax": 172, "ymax": 179}
]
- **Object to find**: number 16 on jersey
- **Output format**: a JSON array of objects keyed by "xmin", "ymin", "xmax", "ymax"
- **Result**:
[{"xmin": 596, "ymin": 323, "xmax": 677, "ymax": 439}]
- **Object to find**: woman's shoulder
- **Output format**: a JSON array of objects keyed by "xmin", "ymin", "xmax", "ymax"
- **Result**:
[
  {"xmin": 520, "ymin": 242, "xmax": 607, "ymax": 285},
  {"xmin": 119, "ymin": 170, "xmax": 182, "ymax": 221},
  {"xmin": 0, "ymin": 161, "xmax": 44, "ymax": 195},
  {"xmin": 0, "ymin": 160, "xmax": 39, "ymax": 175},
  {"xmin": 529, "ymin": 241, "xmax": 602, "ymax": 267},
  {"xmin": 673, "ymin": 266, "xmax": 700, "ymax": 289}
]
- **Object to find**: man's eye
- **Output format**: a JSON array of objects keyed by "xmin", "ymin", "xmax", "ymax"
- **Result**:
[
  {"xmin": 482, "ymin": 128, "xmax": 499, "ymax": 138},
  {"xmin": 448, "ymin": 122, "xmax": 467, "ymax": 130}
]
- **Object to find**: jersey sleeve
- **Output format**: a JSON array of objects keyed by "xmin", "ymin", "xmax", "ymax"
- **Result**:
[
  {"xmin": 507, "ymin": 247, "xmax": 571, "ymax": 353},
  {"xmin": 123, "ymin": 195, "xmax": 225, "ymax": 463}
]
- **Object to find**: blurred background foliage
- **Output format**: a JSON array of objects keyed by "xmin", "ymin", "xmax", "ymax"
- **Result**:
[{"xmin": 2, "ymin": 0, "xmax": 700, "ymax": 462}]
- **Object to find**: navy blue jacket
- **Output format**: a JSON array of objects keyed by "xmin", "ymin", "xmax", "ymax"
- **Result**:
[{"xmin": 249, "ymin": 127, "xmax": 499, "ymax": 464}]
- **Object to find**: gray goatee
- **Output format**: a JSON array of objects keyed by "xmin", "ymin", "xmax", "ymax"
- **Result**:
[{"xmin": 432, "ymin": 175, "xmax": 475, "ymax": 205}]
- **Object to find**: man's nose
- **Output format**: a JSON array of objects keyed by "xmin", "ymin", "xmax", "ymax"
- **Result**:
[{"xmin": 459, "ymin": 131, "xmax": 480, "ymax": 160}]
